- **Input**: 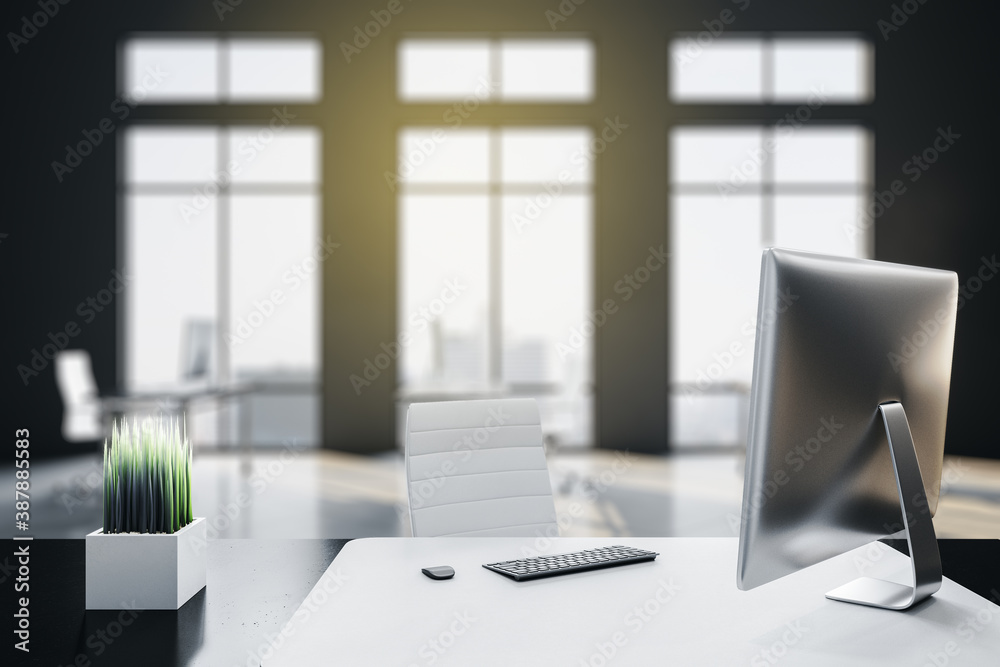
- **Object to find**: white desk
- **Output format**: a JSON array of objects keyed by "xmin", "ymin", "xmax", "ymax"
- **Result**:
[{"xmin": 263, "ymin": 538, "xmax": 1000, "ymax": 666}]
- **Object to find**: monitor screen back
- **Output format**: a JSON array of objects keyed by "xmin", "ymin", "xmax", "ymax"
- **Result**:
[{"xmin": 737, "ymin": 248, "xmax": 957, "ymax": 590}]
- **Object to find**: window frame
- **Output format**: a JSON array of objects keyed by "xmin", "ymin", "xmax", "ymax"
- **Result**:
[
  {"xmin": 116, "ymin": 34, "xmax": 325, "ymax": 446},
  {"xmin": 666, "ymin": 33, "xmax": 876, "ymax": 449}
]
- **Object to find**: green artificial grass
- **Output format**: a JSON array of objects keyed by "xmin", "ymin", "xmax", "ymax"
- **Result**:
[{"xmin": 102, "ymin": 416, "xmax": 193, "ymax": 534}]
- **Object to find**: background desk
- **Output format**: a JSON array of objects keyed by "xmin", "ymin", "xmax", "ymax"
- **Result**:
[{"xmin": 7, "ymin": 538, "xmax": 998, "ymax": 666}]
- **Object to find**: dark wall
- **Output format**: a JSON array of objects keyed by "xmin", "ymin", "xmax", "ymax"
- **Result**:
[{"xmin": 3, "ymin": 0, "xmax": 997, "ymax": 459}]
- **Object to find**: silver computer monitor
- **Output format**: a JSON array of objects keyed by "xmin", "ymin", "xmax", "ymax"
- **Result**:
[{"xmin": 737, "ymin": 248, "xmax": 958, "ymax": 610}]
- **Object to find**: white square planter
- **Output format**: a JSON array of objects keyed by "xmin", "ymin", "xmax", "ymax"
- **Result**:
[{"xmin": 86, "ymin": 517, "xmax": 207, "ymax": 610}]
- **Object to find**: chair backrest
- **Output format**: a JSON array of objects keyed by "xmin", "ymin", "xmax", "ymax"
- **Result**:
[
  {"xmin": 55, "ymin": 350, "xmax": 99, "ymax": 406},
  {"xmin": 405, "ymin": 398, "xmax": 558, "ymax": 537},
  {"xmin": 54, "ymin": 350, "xmax": 102, "ymax": 441}
]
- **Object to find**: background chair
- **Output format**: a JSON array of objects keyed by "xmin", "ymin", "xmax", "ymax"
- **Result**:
[
  {"xmin": 179, "ymin": 319, "xmax": 214, "ymax": 380},
  {"xmin": 55, "ymin": 349, "xmax": 207, "ymax": 446},
  {"xmin": 405, "ymin": 398, "xmax": 558, "ymax": 537},
  {"xmin": 55, "ymin": 350, "xmax": 105, "ymax": 442}
]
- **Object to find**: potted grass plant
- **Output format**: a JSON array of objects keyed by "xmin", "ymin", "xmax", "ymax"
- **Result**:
[{"xmin": 86, "ymin": 416, "xmax": 206, "ymax": 610}]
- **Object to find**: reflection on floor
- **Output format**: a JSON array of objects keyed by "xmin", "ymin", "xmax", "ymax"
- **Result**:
[{"xmin": 15, "ymin": 448, "xmax": 1000, "ymax": 540}]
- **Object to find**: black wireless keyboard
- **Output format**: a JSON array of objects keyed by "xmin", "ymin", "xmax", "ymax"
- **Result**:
[{"xmin": 483, "ymin": 545, "xmax": 659, "ymax": 581}]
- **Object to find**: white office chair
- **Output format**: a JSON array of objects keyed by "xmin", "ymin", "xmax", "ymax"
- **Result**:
[
  {"xmin": 405, "ymin": 398, "xmax": 558, "ymax": 537},
  {"xmin": 54, "ymin": 350, "xmax": 104, "ymax": 442}
]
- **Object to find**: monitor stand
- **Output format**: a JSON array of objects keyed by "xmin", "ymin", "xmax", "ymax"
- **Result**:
[{"xmin": 825, "ymin": 401, "xmax": 942, "ymax": 610}]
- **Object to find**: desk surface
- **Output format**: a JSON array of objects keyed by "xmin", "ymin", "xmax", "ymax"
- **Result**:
[
  {"xmin": 8, "ymin": 538, "xmax": 346, "ymax": 667},
  {"xmin": 265, "ymin": 537, "xmax": 1000, "ymax": 667},
  {"xmin": 8, "ymin": 538, "xmax": 998, "ymax": 667}
]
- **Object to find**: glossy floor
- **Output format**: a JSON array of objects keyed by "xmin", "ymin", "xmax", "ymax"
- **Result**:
[{"xmin": 16, "ymin": 448, "xmax": 1000, "ymax": 540}]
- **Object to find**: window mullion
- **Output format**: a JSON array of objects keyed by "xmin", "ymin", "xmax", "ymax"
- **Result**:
[
  {"xmin": 216, "ymin": 127, "xmax": 230, "ymax": 443},
  {"xmin": 218, "ymin": 39, "xmax": 229, "ymax": 103},
  {"xmin": 489, "ymin": 127, "xmax": 503, "ymax": 385},
  {"xmin": 762, "ymin": 36, "xmax": 774, "ymax": 103},
  {"xmin": 761, "ymin": 125, "xmax": 775, "ymax": 247}
]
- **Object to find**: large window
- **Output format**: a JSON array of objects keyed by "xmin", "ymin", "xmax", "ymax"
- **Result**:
[
  {"xmin": 120, "ymin": 36, "xmax": 323, "ymax": 446},
  {"xmin": 396, "ymin": 38, "xmax": 595, "ymax": 447},
  {"xmin": 668, "ymin": 35, "xmax": 873, "ymax": 449}
]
